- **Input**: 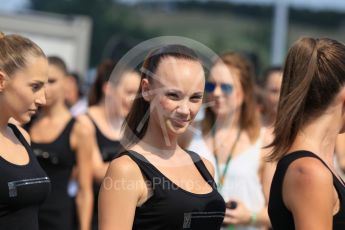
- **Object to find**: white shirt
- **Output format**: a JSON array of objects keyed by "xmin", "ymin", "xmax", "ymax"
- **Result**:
[{"xmin": 188, "ymin": 129, "xmax": 265, "ymax": 230}]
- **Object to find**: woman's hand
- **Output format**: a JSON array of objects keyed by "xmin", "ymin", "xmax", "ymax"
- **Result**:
[{"xmin": 223, "ymin": 200, "xmax": 251, "ymax": 226}]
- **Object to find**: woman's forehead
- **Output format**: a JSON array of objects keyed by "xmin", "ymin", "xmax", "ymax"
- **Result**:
[
  {"xmin": 209, "ymin": 63, "xmax": 236, "ymax": 83},
  {"xmin": 154, "ymin": 57, "xmax": 205, "ymax": 86}
]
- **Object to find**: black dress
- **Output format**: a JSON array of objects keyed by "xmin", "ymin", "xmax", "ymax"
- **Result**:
[
  {"xmin": 30, "ymin": 118, "xmax": 76, "ymax": 230},
  {"xmin": 87, "ymin": 115, "xmax": 123, "ymax": 230},
  {"xmin": 0, "ymin": 124, "xmax": 51, "ymax": 230},
  {"xmin": 268, "ymin": 150, "xmax": 345, "ymax": 230},
  {"xmin": 118, "ymin": 150, "xmax": 226, "ymax": 230}
]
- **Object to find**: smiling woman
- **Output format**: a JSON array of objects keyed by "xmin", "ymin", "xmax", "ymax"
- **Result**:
[
  {"xmin": 0, "ymin": 32, "xmax": 51, "ymax": 230},
  {"xmin": 98, "ymin": 44, "xmax": 226, "ymax": 230}
]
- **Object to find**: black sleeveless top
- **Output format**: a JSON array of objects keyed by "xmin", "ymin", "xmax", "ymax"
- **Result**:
[
  {"xmin": 120, "ymin": 150, "xmax": 226, "ymax": 230},
  {"xmin": 30, "ymin": 118, "xmax": 76, "ymax": 230},
  {"xmin": 87, "ymin": 114, "xmax": 123, "ymax": 230},
  {"xmin": 0, "ymin": 124, "xmax": 51, "ymax": 230},
  {"xmin": 87, "ymin": 114, "xmax": 122, "ymax": 162},
  {"xmin": 268, "ymin": 150, "xmax": 345, "ymax": 230}
]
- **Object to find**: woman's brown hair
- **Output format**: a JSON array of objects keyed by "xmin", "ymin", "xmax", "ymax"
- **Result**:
[
  {"xmin": 88, "ymin": 59, "xmax": 116, "ymax": 106},
  {"xmin": 88, "ymin": 59, "xmax": 139, "ymax": 106},
  {"xmin": 202, "ymin": 52, "xmax": 261, "ymax": 143},
  {"xmin": 121, "ymin": 44, "xmax": 201, "ymax": 148},
  {"xmin": 0, "ymin": 32, "xmax": 46, "ymax": 77},
  {"xmin": 268, "ymin": 37, "xmax": 345, "ymax": 161},
  {"xmin": 47, "ymin": 56, "xmax": 68, "ymax": 75}
]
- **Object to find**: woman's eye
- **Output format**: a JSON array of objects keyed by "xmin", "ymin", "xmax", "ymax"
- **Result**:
[
  {"xmin": 167, "ymin": 93, "xmax": 179, "ymax": 99},
  {"xmin": 31, "ymin": 84, "xmax": 41, "ymax": 92},
  {"xmin": 190, "ymin": 95, "xmax": 203, "ymax": 101}
]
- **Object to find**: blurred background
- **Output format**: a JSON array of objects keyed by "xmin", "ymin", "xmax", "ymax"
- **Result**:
[{"xmin": 1, "ymin": 0, "xmax": 344, "ymax": 89}]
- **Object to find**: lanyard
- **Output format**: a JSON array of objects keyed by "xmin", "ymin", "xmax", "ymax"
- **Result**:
[{"xmin": 212, "ymin": 128, "xmax": 241, "ymax": 190}]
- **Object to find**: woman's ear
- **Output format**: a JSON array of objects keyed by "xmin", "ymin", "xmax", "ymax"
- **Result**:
[
  {"xmin": 102, "ymin": 82, "xmax": 112, "ymax": 97},
  {"xmin": 141, "ymin": 78, "xmax": 152, "ymax": 102},
  {"xmin": 339, "ymin": 86, "xmax": 345, "ymax": 114},
  {"xmin": 0, "ymin": 71, "xmax": 7, "ymax": 92}
]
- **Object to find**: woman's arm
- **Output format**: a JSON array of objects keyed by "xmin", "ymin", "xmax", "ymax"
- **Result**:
[
  {"xmin": 259, "ymin": 126, "xmax": 276, "ymax": 202},
  {"xmin": 98, "ymin": 156, "xmax": 145, "ymax": 230},
  {"xmin": 71, "ymin": 118, "xmax": 94, "ymax": 230},
  {"xmin": 92, "ymin": 147, "xmax": 110, "ymax": 183},
  {"xmin": 283, "ymin": 157, "xmax": 334, "ymax": 230},
  {"xmin": 78, "ymin": 114, "xmax": 110, "ymax": 183}
]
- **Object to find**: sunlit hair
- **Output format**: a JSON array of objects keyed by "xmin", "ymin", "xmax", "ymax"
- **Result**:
[{"xmin": 0, "ymin": 32, "xmax": 46, "ymax": 77}]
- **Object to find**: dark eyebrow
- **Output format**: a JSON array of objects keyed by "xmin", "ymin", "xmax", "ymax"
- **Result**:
[
  {"xmin": 31, "ymin": 80, "xmax": 45, "ymax": 85},
  {"xmin": 166, "ymin": 89, "xmax": 182, "ymax": 94}
]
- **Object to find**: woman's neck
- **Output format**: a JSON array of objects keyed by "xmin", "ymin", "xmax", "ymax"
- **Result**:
[
  {"xmin": 291, "ymin": 116, "xmax": 340, "ymax": 165},
  {"xmin": 0, "ymin": 115, "xmax": 9, "ymax": 133},
  {"xmin": 91, "ymin": 103, "xmax": 124, "ymax": 131},
  {"xmin": 140, "ymin": 120, "xmax": 178, "ymax": 154},
  {"xmin": 0, "ymin": 101, "xmax": 11, "ymax": 131},
  {"xmin": 42, "ymin": 101, "xmax": 69, "ymax": 118},
  {"xmin": 214, "ymin": 110, "xmax": 241, "ymax": 133}
]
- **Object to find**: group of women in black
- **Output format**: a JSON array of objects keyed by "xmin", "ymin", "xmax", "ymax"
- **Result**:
[{"xmin": 1, "ymin": 31, "xmax": 345, "ymax": 230}]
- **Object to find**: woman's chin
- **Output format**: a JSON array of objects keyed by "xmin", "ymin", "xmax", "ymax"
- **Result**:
[{"xmin": 166, "ymin": 122, "xmax": 189, "ymax": 136}]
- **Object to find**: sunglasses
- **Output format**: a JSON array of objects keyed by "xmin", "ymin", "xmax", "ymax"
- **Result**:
[{"xmin": 205, "ymin": 82, "xmax": 233, "ymax": 94}]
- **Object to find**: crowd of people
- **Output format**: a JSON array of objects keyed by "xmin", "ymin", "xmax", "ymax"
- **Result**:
[{"xmin": 1, "ymin": 31, "xmax": 345, "ymax": 230}]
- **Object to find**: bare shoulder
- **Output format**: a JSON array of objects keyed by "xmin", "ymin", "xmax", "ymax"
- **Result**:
[
  {"xmin": 107, "ymin": 155, "xmax": 143, "ymax": 181},
  {"xmin": 99, "ymin": 154, "xmax": 143, "ymax": 228},
  {"xmin": 70, "ymin": 116, "xmax": 95, "ymax": 151},
  {"xmin": 281, "ymin": 155, "xmax": 335, "ymax": 229},
  {"xmin": 286, "ymin": 156, "xmax": 332, "ymax": 184},
  {"xmin": 104, "ymin": 155, "xmax": 145, "ymax": 196},
  {"xmin": 283, "ymin": 156, "xmax": 333, "ymax": 208},
  {"xmin": 72, "ymin": 115, "xmax": 94, "ymax": 138},
  {"xmin": 74, "ymin": 114, "xmax": 95, "ymax": 133}
]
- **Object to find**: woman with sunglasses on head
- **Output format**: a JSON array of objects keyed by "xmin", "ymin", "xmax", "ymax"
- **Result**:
[
  {"xmin": 188, "ymin": 52, "xmax": 271, "ymax": 230},
  {"xmin": 28, "ymin": 56, "xmax": 93, "ymax": 230},
  {"xmin": 268, "ymin": 37, "xmax": 345, "ymax": 230},
  {"xmin": 99, "ymin": 44, "xmax": 226, "ymax": 230},
  {"xmin": 0, "ymin": 32, "xmax": 51, "ymax": 230},
  {"xmin": 80, "ymin": 59, "xmax": 140, "ymax": 229}
]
